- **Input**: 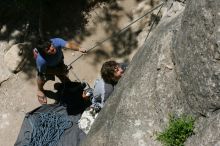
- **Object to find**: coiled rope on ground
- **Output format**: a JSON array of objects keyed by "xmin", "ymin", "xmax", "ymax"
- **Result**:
[{"xmin": 24, "ymin": 112, "xmax": 72, "ymax": 146}]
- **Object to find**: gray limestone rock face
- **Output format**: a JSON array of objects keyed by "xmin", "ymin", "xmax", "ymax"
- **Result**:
[
  {"xmin": 173, "ymin": 0, "xmax": 220, "ymax": 116},
  {"xmin": 81, "ymin": 0, "xmax": 220, "ymax": 146},
  {"xmin": 185, "ymin": 112, "xmax": 220, "ymax": 146},
  {"xmin": 176, "ymin": 0, "xmax": 220, "ymax": 145}
]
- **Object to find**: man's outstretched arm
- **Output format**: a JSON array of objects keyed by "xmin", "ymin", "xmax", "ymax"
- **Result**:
[{"xmin": 65, "ymin": 40, "xmax": 87, "ymax": 53}]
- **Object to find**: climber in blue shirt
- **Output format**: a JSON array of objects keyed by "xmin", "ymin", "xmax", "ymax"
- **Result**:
[{"xmin": 35, "ymin": 38, "xmax": 87, "ymax": 104}]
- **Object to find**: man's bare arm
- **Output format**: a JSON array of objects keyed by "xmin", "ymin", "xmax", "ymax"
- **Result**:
[{"xmin": 65, "ymin": 40, "xmax": 87, "ymax": 53}]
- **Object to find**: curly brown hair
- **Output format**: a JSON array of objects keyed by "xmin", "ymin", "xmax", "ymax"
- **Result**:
[{"xmin": 101, "ymin": 60, "xmax": 119, "ymax": 85}]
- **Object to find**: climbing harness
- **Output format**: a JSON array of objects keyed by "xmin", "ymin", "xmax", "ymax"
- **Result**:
[{"xmin": 67, "ymin": 2, "xmax": 165, "ymax": 70}]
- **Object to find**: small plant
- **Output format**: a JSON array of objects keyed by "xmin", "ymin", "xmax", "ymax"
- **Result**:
[{"xmin": 156, "ymin": 114, "xmax": 195, "ymax": 146}]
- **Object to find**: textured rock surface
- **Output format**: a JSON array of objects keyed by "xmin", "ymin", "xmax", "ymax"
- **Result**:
[
  {"xmin": 81, "ymin": 0, "xmax": 220, "ymax": 146},
  {"xmin": 179, "ymin": 0, "xmax": 220, "ymax": 145},
  {"xmin": 0, "ymin": 41, "xmax": 11, "ymax": 85},
  {"xmin": 4, "ymin": 43, "xmax": 29, "ymax": 73},
  {"xmin": 173, "ymin": 0, "xmax": 220, "ymax": 116},
  {"xmin": 185, "ymin": 113, "xmax": 220, "ymax": 146}
]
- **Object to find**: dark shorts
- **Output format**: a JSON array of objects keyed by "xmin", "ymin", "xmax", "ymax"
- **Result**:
[{"xmin": 37, "ymin": 61, "xmax": 68, "ymax": 81}]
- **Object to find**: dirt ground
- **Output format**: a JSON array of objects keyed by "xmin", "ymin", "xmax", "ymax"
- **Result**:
[{"xmin": 0, "ymin": 1, "xmax": 140, "ymax": 145}]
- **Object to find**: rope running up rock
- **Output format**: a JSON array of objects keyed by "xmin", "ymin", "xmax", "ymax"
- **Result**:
[{"xmin": 67, "ymin": 2, "xmax": 165, "ymax": 69}]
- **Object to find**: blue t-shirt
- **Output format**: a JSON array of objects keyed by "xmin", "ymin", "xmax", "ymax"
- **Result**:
[{"xmin": 36, "ymin": 38, "xmax": 67, "ymax": 73}]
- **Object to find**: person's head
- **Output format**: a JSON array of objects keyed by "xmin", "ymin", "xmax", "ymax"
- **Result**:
[
  {"xmin": 37, "ymin": 40, "xmax": 56, "ymax": 55},
  {"xmin": 101, "ymin": 60, "xmax": 124, "ymax": 85}
]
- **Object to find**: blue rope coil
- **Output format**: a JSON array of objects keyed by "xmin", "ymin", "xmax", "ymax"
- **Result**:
[{"xmin": 24, "ymin": 112, "xmax": 72, "ymax": 146}]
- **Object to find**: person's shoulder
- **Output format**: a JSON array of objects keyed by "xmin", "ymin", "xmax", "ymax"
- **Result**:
[
  {"xmin": 51, "ymin": 38, "xmax": 67, "ymax": 48},
  {"xmin": 36, "ymin": 54, "xmax": 46, "ymax": 64},
  {"xmin": 95, "ymin": 78, "xmax": 113, "ymax": 88},
  {"xmin": 50, "ymin": 38, "xmax": 64, "ymax": 41},
  {"xmin": 103, "ymin": 81, "xmax": 113, "ymax": 89},
  {"xmin": 94, "ymin": 78, "xmax": 104, "ymax": 87}
]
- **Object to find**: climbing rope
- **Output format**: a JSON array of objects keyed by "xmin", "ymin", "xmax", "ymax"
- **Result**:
[
  {"xmin": 68, "ymin": 66, "xmax": 81, "ymax": 82},
  {"xmin": 67, "ymin": 2, "xmax": 165, "ymax": 69},
  {"xmin": 144, "ymin": 2, "xmax": 164, "ymax": 41},
  {"xmin": 24, "ymin": 112, "xmax": 72, "ymax": 146}
]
